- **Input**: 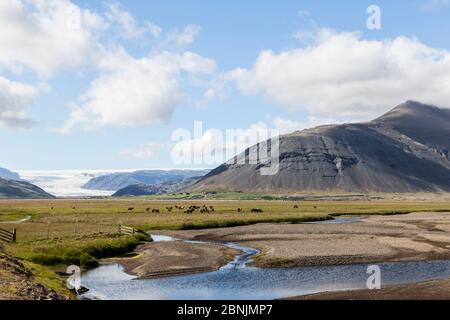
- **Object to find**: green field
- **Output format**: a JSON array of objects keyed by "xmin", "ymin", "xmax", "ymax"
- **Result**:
[{"xmin": 2, "ymin": 198, "xmax": 450, "ymax": 297}]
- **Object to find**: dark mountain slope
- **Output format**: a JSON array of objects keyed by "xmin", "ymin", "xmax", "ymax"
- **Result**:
[
  {"xmin": 190, "ymin": 101, "xmax": 450, "ymax": 193},
  {"xmin": 0, "ymin": 178, "xmax": 55, "ymax": 199},
  {"xmin": 374, "ymin": 101, "xmax": 450, "ymax": 157}
]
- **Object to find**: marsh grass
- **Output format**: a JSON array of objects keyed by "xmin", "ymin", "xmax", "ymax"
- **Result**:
[{"xmin": 12, "ymin": 233, "xmax": 145, "ymax": 268}]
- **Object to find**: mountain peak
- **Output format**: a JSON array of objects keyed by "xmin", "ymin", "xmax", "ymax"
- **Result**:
[{"xmin": 375, "ymin": 101, "xmax": 448, "ymax": 123}]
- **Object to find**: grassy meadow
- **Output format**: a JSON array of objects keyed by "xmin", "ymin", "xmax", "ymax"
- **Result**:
[{"xmin": 2, "ymin": 197, "xmax": 450, "ymax": 296}]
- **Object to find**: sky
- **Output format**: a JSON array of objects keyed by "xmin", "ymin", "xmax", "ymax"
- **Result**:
[{"xmin": 1, "ymin": 0, "xmax": 450, "ymax": 170}]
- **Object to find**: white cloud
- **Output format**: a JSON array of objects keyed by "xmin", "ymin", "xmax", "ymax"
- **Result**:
[
  {"xmin": 231, "ymin": 29, "xmax": 450, "ymax": 122},
  {"xmin": 163, "ymin": 25, "xmax": 201, "ymax": 49},
  {"xmin": 119, "ymin": 142, "xmax": 164, "ymax": 159},
  {"xmin": 105, "ymin": 3, "xmax": 161, "ymax": 39},
  {"xmin": 271, "ymin": 116, "xmax": 339, "ymax": 134},
  {"xmin": 0, "ymin": 0, "xmax": 108, "ymax": 128},
  {"xmin": 0, "ymin": 1, "xmax": 210, "ymax": 130},
  {"xmin": 61, "ymin": 49, "xmax": 217, "ymax": 132},
  {"xmin": 0, "ymin": 0, "xmax": 105, "ymax": 78},
  {"xmin": 145, "ymin": 21, "xmax": 163, "ymax": 39},
  {"xmin": 0, "ymin": 76, "xmax": 37, "ymax": 128},
  {"xmin": 198, "ymin": 74, "xmax": 230, "ymax": 108}
]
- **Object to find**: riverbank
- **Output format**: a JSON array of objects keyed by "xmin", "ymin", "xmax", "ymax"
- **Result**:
[
  {"xmin": 81, "ymin": 237, "xmax": 450, "ymax": 300},
  {"xmin": 0, "ymin": 246, "xmax": 70, "ymax": 300},
  {"xmin": 295, "ymin": 278, "xmax": 450, "ymax": 300},
  {"xmin": 103, "ymin": 240, "xmax": 241, "ymax": 279},
  {"xmin": 158, "ymin": 212, "xmax": 450, "ymax": 269},
  {"xmin": 82, "ymin": 211, "xmax": 450, "ymax": 300}
]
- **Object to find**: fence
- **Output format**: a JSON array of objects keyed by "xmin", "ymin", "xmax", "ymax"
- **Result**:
[
  {"xmin": 118, "ymin": 225, "xmax": 146, "ymax": 236},
  {"xmin": 0, "ymin": 227, "xmax": 16, "ymax": 243}
]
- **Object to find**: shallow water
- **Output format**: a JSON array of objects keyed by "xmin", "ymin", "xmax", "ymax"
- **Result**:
[
  {"xmin": 150, "ymin": 235, "xmax": 178, "ymax": 242},
  {"xmin": 81, "ymin": 232, "xmax": 450, "ymax": 300},
  {"xmin": 304, "ymin": 216, "xmax": 362, "ymax": 224},
  {"xmin": 82, "ymin": 259, "xmax": 450, "ymax": 300}
]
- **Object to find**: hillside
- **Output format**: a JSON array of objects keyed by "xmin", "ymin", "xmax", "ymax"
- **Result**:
[
  {"xmin": 190, "ymin": 101, "xmax": 450, "ymax": 193},
  {"xmin": 113, "ymin": 176, "xmax": 204, "ymax": 197},
  {"xmin": 0, "ymin": 247, "xmax": 67, "ymax": 300},
  {"xmin": 0, "ymin": 168, "xmax": 20, "ymax": 181},
  {"xmin": 84, "ymin": 169, "xmax": 210, "ymax": 191},
  {"xmin": 0, "ymin": 178, "xmax": 55, "ymax": 199}
]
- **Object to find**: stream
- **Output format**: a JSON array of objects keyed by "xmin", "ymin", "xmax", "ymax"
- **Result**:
[{"xmin": 81, "ymin": 217, "xmax": 450, "ymax": 300}]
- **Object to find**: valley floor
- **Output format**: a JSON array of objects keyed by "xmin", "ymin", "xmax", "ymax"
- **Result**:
[{"xmin": 3, "ymin": 199, "xmax": 450, "ymax": 300}]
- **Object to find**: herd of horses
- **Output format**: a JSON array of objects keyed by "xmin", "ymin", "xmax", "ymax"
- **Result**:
[
  {"xmin": 50, "ymin": 204, "xmax": 306, "ymax": 214},
  {"xmin": 126, "ymin": 205, "xmax": 221, "ymax": 214},
  {"xmin": 122, "ymin": 204, "xmax": 304, "ymax": 214},
  {"xmin": 123, "ymin": 205, "xmax": 271, "ymax": 214},
  {"xmin": 51, "ymin": 205, "xmax": 308, "ymax": 214}
]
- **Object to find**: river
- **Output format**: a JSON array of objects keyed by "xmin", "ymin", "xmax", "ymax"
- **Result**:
[{"xmin": 81, "ymin": 218, "xmax": 450, "ymax": 300}]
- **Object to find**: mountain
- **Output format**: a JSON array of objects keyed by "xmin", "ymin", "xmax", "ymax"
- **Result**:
[
  {"xmin": 112, "ymin": 184, "xmax": 165, "ymax": 197},
  {"xmin": 0, "ymin": 167, "xmax": 20, "ymax": 181},
  {"xmin": 112, "ymin": 176, "xmax": 202, "ymax": 197},
  {"xmin": 0, "ymin": 178, "xmax": 55, "ymax": 199},
  {"xmin": 84, "ymin": 169, "xmax": 210, "ymax": 191},
  {"xmin": 190, "ymin": 101, "xmax": 450, "ymax": 193}
]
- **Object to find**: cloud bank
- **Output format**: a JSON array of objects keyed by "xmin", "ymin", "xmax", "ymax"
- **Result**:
[
  {"xmin": 62, "ymin": 50, "xmax": 216, "ymax": 132},
  {"xmin": 0, "ymin": 0, "xmax": 212, "ymax": 131},
  {"xmin": 231, "ymin": 29, "xmax": 450, "ymax": 121}
]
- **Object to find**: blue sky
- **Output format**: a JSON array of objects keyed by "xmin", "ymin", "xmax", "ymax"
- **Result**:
[{"xmin": 1, "ymin": 0, "xmax": 450, "ymax": 170}]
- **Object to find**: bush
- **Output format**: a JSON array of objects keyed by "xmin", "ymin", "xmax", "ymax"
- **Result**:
[
  {"xmin": 31, "ymin": 254, "xmax": 64, "ymax": 266},
  {"xmin": 80, "ymin": 253, "xmax": 98, "ymax": 268},
  {"xmin": 62, "ymin": 250, "xmax": 82, "ymax": 265},
  {"xmin": 135, "ymin": 232, "xmax": 151, "ymax": 242}
]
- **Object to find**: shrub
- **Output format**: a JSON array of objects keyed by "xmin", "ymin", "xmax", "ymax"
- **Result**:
[
  {"xmin": 135, "ymin": 232, "xmax": 151, "ymax": 242},
  {"xmin": 80, "ymin": 253, "xmax": 98, "ymax": 268},
  {"xmin": 31, "ymin": 254, "xmax": 64, "ymax": 266}
]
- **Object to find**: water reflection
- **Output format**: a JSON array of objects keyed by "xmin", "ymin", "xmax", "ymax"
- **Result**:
[{"xmin": 82, "ymin": 260, "xmax": 450, "ymax": 300}]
